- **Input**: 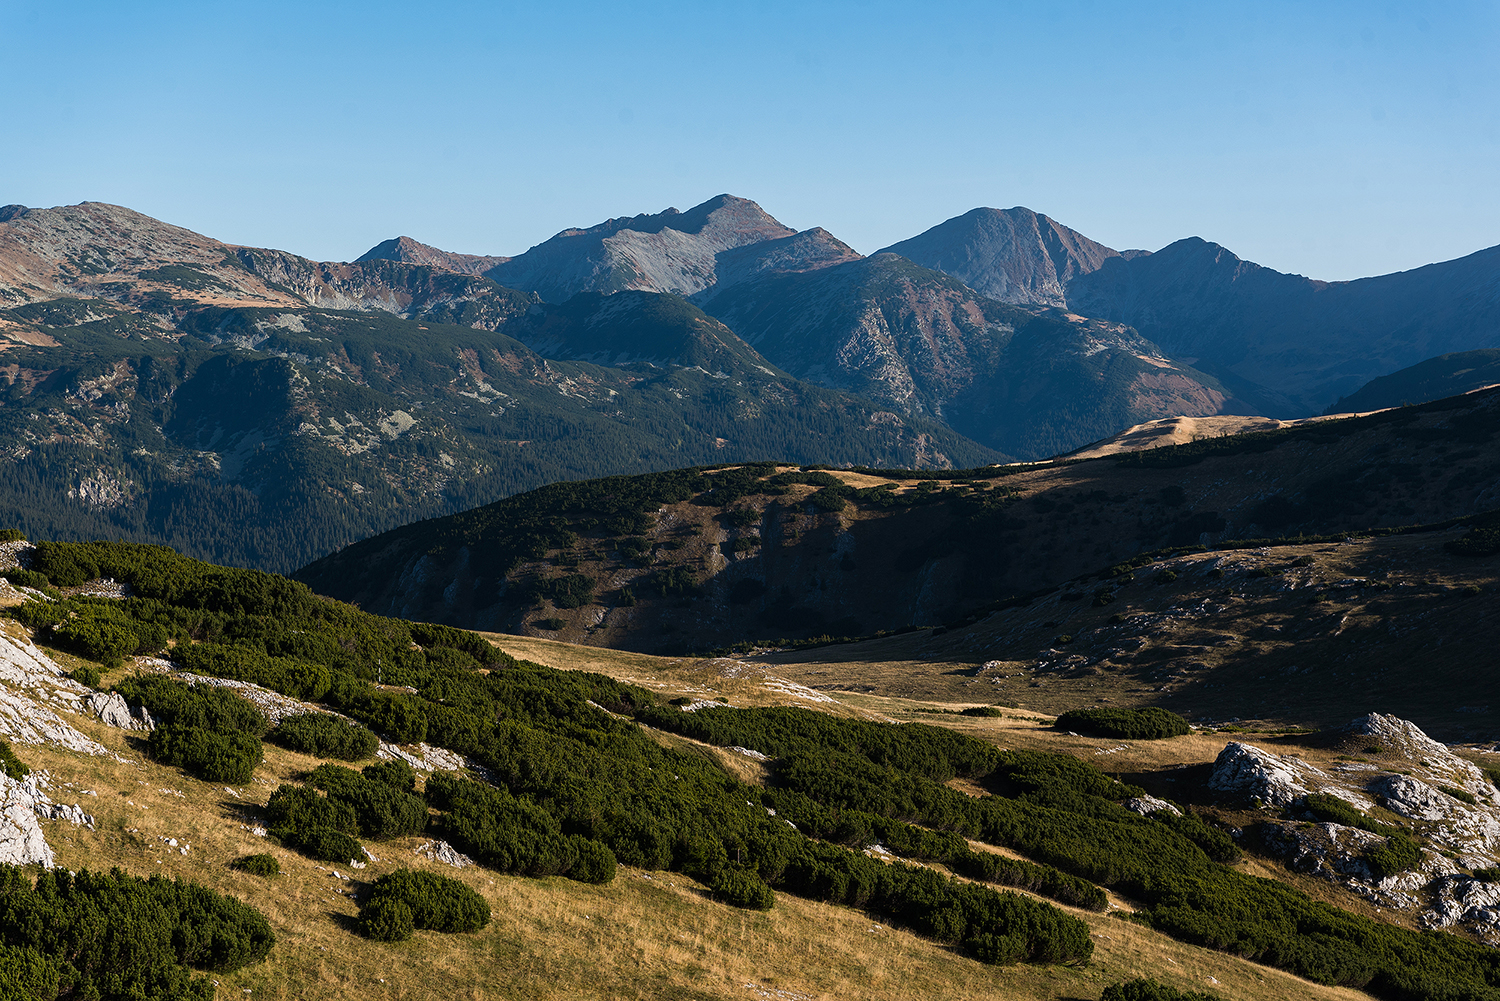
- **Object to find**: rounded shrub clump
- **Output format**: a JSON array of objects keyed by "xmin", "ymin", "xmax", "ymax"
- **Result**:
[
  {"xmin": 358, "ymin": 896, "xmax": 415, "ymax": 942},
  {"xmin": 710, "ymin": 869, "xmax": 774, "ymax": 910},
  {"xmin": 147, "ymin": 724, "xmax": 263, "ymax": 783},
  {"xmin": 231, "ymin": 853, "xmax": 281, "ymax": 877},
  {"xmin": 298, "ymin": 827, "xmax": 366, "ymax": 863},
  {"xmin": 356, "ymin": 868, "xmax": 490, "ymax": 941},
  {"xmin": 1102, "ymin": 978, "xmax": 1221, "ymax": 1001},
  {"xmin": 269, "ymin": 713, "xmax": 379, "ymax": 761},
  {"xmin": 70, "ymin": 665, "xmax": 102, "ymax": 688},
  {"xmin": 1054, "ymin": 707, "xmax": 1190, "ymax": 740}
]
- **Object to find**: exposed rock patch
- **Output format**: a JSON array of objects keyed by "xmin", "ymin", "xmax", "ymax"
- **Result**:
[
  {"xmin": 0, "ymin": 772, "xmax": 54, "ymax": 867},
  {"xmin": 1210, "ymin": 714, "xmax": 1500, "ymax": 941},
  {"xmin": 1122, "ymin": 795, "xmax": 1181, "ymax": 818},
  {"xmin": 88, "ymin": 690, "xmax": 154, "ymax": 730},
  {"xmin": 1208, "ymin": 741, "xmax": 1327, "ymax": 806},
  {"xmin": 0, "ymin": 627, "xmax": 114, "ymax": 757}
]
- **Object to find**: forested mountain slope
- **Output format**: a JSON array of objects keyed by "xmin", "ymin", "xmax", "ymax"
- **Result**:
[{"xmin": 0, "ymin": 301, "xmax": 997, "ymax": 573}]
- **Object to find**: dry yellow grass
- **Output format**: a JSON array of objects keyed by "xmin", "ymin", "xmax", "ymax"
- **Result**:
[
  {"xmin": 25, "ymin": 718, "xmax": 1371, "ymax": 1001},
  {"xmin": 11, "ymin": 659, "xmax": 1380, "ymax": 1001}
]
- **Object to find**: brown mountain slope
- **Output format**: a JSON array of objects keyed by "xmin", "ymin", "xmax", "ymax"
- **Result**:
[
  {"xmin": 297, "ymin": 385, "xmax": 1500, "ymax": 657},
  {"xmin": 355, "ymin": 235, "xmax": 510, "ymax": 274},
  {"xmin": 0, "ymin": 201, "xmax": 531, "ymax": 329}
]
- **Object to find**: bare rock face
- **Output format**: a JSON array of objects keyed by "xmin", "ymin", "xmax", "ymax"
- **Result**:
[
  {"xmin": 1376, "ymin": 774, "xmax": 1461, "ymax": 821},
  {"xmin": 1211, "ymin": 714, "xmax": 1500, "ymax": 941},
  {"xmin": 1122, "ymin": 794, "xmax": 1182, "ymax": 817},
  {"xmin": 87, "ymin": 690, "xmax": 153, "ymax": 731},
  {"xmin": 1428, "ymin": 875, "xmax": 1500, "ymax": 943},
  {"xmin": 0, "ymin": 628, "xmax": 113, "ymax": 757},
  {"xmin": 1208, "ymin": 741, "xmax": 1326, "ymax": 806},
  {"xmin": 0, "ymin": 773, "xmax": 54, "ymax": 867}
]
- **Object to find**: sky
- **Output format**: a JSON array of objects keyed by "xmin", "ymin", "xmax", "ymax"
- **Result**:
[{"xmin": 1, "ymin": 1, "xmax": 1496, "ymax": 281}]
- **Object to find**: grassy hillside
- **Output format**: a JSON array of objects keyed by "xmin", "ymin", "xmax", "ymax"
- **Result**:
[
  {"xmin": 7, "ymin": 540, "xmax": 1498, "ymax": 999},
  {"xmin": 295, "ymin": 385, "xmax": 1500, "ymax": 654}
]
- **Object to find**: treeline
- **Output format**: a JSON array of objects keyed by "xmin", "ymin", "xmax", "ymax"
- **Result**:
[{"xmin": 0, "ymin": 865, "xmax": 274, "ymax": 1001}]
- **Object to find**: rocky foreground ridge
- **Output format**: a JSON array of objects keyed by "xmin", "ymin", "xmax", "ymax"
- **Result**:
[{"xmin": 1207, "ymin": 713, "xmax": 1500, "ymax": 942}]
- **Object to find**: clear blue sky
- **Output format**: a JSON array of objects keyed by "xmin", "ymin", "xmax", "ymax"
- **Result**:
[{"xmin": 3, "ymin": 1, "xmax": 1496, "ymax": 281}]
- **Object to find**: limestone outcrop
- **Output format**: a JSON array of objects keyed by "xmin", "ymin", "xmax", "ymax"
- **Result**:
[{"xmin": 1208, "ymin": 714, "xmax": 1500, "ymax": 942}]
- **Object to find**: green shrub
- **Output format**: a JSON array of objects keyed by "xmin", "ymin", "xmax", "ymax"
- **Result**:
[
  {"xmin": 1471, "ymin": 866, "xmax": 1500, "ymax": 882},
  {"xmin": 1446, "ymin": 514, "xmax": 1500, "ymax": 557},
  {"xmin": 26, "ymin": 541, "xmax": 105, "ymax": 586},
  {"xmin": 0, "ymin": 864, "xmax": 274, "ymax": 992},
  {"xmin": 231, "ymin": 854, "xmax": 280, "ymax": 877},
  {"xmin": 70, "ymin": 665, "xmax": 101, "ymax": 688},
  {"xmin": 174, "ymin": 644, "xmax": 331, "ymax": 701},
  {"xmin": 710, "ymin": 868, "xmax": 775, "ymax": 910},
  {"xmin": 147, "ymin": 724, "xmax": 262, "ymax": 784},
  {"xmin": 298, "ymin": 827, "xmax": 365, "ymax": 863},
  {"xmin": 0, "ymin": 528, "xmax": 26, "ymax": 542},
  {"xmin": 307, "ymin": 764, "xmax": 428, "ymax": 840},
  {"xmin": 1366, "ymin": 833, "xmax": 1423, "ymax": 879},
  {"xmin": 357, "ymin": 868, "xmax": 490, "ymax": 938},
  {"xmin": 1053, "ymin": 707, "xmax": 1189, "ymax": 739},
  {"xmin": 51, "ymin": 617, "xmax": 139, "ymax": 666},
  {"xmin": 425, "ymin": 772, "xmax": 617, "ymax": 884},
  {"xmin": 0, "ymin": 738, "xmax": 28, "ymax": 780},
  {"xmin": 357, "ymin": 896, "xmax": 414, "ymax": 942},
  {"xmin": 264, "ymin": 783, "xmax": 361, "ymax": 863},
  {"xmin": 0, "ymin": 569, "xmax": 48, "ymax": 590},
  {"xmin": 1102, "ymin": 978, "xmax": 1221, "ymax": 1001},
  {"xmin": 531, "ymin": 573, "xmax": 594, "ymax": 609},
  {"xmin": 807, "ymin": 488, "xmax": 847, "ymax": 512},
  {"xmin": 114, "ymin": 675, "xmax": 269, "ymax": 737},
  {"xmin": 960, "ymin": 706, "xmax": 1005, "ymax": 718},
  {"xmin": 535, "ymin": 617, "xmax": 566, "ymax": 631},
  {"xmin": 1303, "ymin": 793, "xmax": 1367, "ymax": 828},
  {"xmin": 1440, "ymin": 785, "xmax": 1478, "ymax": 806},
  {"xmin": 269, "ymin": 713, "xmax": 378, "ymax": 761},
  {"xmin": 363, "ymin": 757, "xmax": 417, "ymax": 791},
  {"xmin": 0, "ymin": 942, "xmax": 74, "ymax": 1001}
]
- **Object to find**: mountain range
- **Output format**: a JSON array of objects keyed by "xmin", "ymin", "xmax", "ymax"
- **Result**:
[{"xmin": 3, "ymin": 193, "xmax": 1499, "ymax": 574}]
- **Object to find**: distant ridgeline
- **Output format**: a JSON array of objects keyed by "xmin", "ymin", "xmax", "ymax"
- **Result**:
[
  {"xmin": 297, "ymin": 387, "xmax": 1500, "ymax": 653},
  {"xmin": 9, "ymin": 539, "xmax": 1500, "ymax": 999}
]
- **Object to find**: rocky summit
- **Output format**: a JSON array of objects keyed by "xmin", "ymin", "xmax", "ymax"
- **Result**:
[{"xmin": 877, "ymin": 206, "xmax": 1126, "ymax": 308}]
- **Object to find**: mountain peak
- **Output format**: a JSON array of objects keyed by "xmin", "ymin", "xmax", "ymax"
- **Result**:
[
  {"xmin": 876, "ymin": 206, "xmax": 1119, "ymax": 307},
  {"xmin": 354, "ymin": 235, "xmax": 509, "ymax": 274},
  {"xmin": 486, "ymin": 194, "xmax": 798, "ymax": 302}
]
